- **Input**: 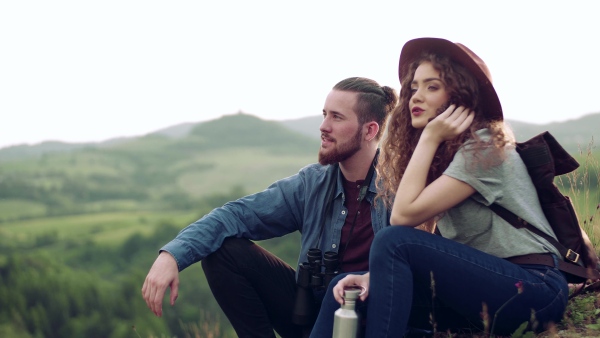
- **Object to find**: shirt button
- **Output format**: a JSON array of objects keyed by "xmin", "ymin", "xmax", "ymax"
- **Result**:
[
  {"xmin": 332, "ymin": 244, "xmax": 337, "ymax": 249},
  {"xmin": 341, "ymin": 210, "xmax": 346, "ymax": 215}
]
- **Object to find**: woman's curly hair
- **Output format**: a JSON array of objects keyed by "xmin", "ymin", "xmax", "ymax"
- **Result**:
[{"xmin": 377, "ymin": 52, "xmax": 514, "ymax": 213}]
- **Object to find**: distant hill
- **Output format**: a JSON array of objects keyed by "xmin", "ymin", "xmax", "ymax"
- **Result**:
[
  {"xmin": 280, "ymin": 116, "xmax": 323, "ymax": 140},
  {"xmin": 151, "ymin": 122, "xmax": 197, "ymax": 139},
  {"xmin": 0, "ymin": 141, "xmax": 96, "ymax": 161},
  {"xmin": 282, "ymin": 113, "xmax": 600, "ymax": 154},
  {"xmin": 0, "ymin": 138, "xmax": 134, "ymax": 162},
  {"xmin": 0, "ymin": 113, "xmax": 321, "ymax": 221},
  {"xmin": 505, "ymin": 113, "xmax": 600, "ymax": 152},
  {"xmin": 1, "ymin": 111, "xmax": 599, "ymax": 162},
  {"xmin": 187, "ymin": 112, "xmax": 318, "ymax": 153}
]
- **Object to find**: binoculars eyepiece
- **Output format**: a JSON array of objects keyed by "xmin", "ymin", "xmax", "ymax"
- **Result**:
[{"xmin": 292, "ymin": 248, "xmax": 340, "ymax": 326}]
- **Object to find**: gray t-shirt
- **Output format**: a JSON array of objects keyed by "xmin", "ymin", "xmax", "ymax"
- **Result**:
[{"xmin": 438, "ymin": 129, "xmax": 561, "ymax": 259}]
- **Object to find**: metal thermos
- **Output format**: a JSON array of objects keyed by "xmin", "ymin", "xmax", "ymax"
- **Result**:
[{"xmin": 332, "ymin": 287, "xmax": 362, "ymax": 338}]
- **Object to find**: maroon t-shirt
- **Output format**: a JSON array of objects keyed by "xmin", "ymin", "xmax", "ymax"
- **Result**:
[{"xmin": 338, "ymin": 177, "xmax": 374, "ymax": 272}]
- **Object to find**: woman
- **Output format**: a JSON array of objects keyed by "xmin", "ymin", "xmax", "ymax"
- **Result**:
[{"xmin": 309, "ymin": 37, "xmax": 597, "ymax": 337}]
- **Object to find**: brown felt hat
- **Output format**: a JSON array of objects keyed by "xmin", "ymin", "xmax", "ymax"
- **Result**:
[{"xmin": 398, "ymin": 37, "xmax": 503, "ymax": 121}]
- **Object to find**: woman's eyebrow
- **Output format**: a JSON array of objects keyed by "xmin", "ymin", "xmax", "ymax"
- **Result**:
[{"xmin": 411, "ymin": 77, "xmax": 442, "ymax": 85}]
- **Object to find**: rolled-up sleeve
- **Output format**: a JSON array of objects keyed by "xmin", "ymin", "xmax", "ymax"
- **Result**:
[{"xmin": 161, "ymin": 172, "xmax": 307, "ymax": 271}]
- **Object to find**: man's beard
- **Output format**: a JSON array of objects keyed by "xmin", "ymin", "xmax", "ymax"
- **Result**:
[{"xmin": 318, "ymin": 128, "xmax": 362, "ymax": 165}]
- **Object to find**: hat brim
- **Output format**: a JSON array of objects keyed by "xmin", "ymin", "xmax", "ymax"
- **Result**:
[{"xmin": 399, "ymin": 37, "xmax": 503, "ymax": 121}]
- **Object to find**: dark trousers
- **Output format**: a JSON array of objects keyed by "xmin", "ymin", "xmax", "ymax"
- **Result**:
[{"xmin": 202, "ymin": 237, "xmax": 315, "ymax": 338}]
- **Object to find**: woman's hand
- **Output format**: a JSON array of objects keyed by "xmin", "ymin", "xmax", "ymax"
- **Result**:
[
  {"xmin": 423, "ymin": 104, "xmax": 474, "ymax": 144},
  {"xmin": 332, "ymin": 273, "xmax": 370, "ymax": 304}
]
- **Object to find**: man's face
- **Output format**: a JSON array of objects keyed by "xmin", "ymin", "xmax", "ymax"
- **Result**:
[{"xmin": 318, "ymin": 90, "xmax": 363, "ymax": 165}]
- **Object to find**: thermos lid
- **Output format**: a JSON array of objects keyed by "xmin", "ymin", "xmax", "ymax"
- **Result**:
[{"xmin": 343, "ymin": 286, "xmax": 365, "ymax": 301}]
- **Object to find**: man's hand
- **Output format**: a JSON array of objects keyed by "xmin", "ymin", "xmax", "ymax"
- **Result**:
[{"xmin": 141, "ymin": 251, "xmax": 180, "ymax": 317}]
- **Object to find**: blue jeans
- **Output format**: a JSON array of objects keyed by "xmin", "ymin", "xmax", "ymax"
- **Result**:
[{"xmin": 310, "ymin": 226, "xmax": 568, "ymax": 337}]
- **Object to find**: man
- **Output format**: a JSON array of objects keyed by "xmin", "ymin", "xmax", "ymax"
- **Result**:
[{"xmin": 142, "ymin": 77, "xmax": 398, "ymax": 338}]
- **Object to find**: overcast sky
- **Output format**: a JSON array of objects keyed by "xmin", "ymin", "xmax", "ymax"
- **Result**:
[{"xmin": 1, "ymin": 1, "xmax": 599, "ymax": 149}]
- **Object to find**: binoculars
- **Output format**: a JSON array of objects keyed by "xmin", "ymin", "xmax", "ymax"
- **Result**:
[{"xmin": 292, "ymin": 248, "xmax": 340, "ymax": 326}]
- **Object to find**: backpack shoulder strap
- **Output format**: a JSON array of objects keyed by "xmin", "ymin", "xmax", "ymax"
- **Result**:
[
  {"xmin": 493, "ymin": 203, "xmax": 600, "ymax": 280},
  {"xmin": 489, "ymin": 203, "xmax": 578, "ymax": 262}
]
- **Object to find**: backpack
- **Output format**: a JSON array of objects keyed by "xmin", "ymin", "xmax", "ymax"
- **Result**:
[{"xmin": 489, "ymin": 131, "xmax": 600, "ymax": 284}]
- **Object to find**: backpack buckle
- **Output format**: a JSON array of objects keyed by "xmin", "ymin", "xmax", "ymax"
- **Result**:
[{"xmin": 566, "ymin": 249, "xmax": 580, "ymax": 263}]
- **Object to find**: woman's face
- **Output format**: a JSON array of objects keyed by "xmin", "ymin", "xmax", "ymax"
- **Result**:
[{"xmin": 408, "ymin": 61, "xmax": 450, "ymax": 129}]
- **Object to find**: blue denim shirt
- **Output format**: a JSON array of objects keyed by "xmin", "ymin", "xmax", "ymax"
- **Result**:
[{"xmin": 161, "ymin": 162, "xmax": 391, "ymax": 272}]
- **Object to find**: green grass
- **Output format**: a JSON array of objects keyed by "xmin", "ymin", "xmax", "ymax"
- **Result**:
[
  {"xmin": 177, "ymin": 147, "xmax": 316, "ymax": 197},
  {"xmin": 0, "ymin": 199, "xmax": 47, "ymax": 221},
  {"xmin": 0, "ymin": 210, "xmax": 197, "ymax": 247},
  {"xmin": 559, "ymin": 145, "xmax": 600, "ymax": 245}
]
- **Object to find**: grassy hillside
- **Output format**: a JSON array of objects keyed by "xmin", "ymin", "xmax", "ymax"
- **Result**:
[
  {"xmin": 1, "ymin": 112, "xmax": 599, "ymax": 337},
  {"xmin": 0, "ymin": 114, "xmax": 316, "ymax": 338},
  {"xmin": 0, "ymin": 113, "xmax": 319, "ymax": 222}
]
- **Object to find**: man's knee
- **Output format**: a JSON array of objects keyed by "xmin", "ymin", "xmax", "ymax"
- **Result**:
[{"xmin": 201, "ymin": 237, "xmax": 254, "ymax": 271}]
